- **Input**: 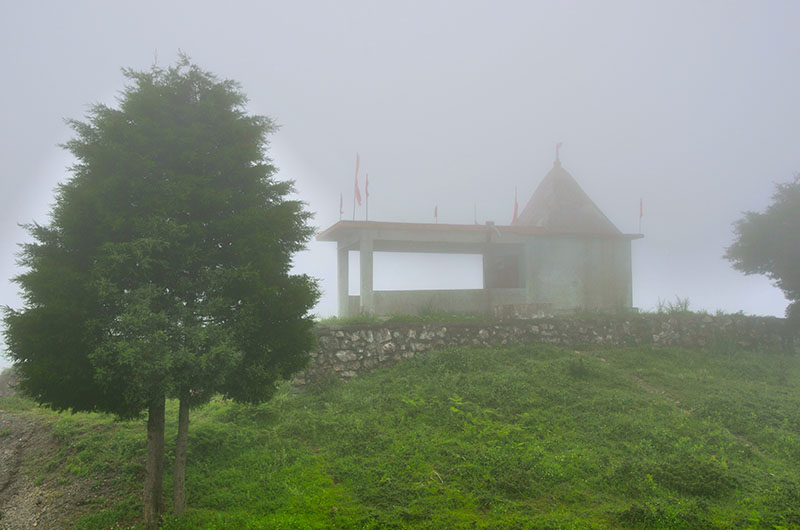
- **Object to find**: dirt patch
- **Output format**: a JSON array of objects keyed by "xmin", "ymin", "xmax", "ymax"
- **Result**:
[{"xmin": 0, "ymin": 410, "xmax": 120, "ymax": 530}]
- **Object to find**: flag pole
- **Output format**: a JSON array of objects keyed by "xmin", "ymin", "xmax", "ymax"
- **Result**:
[
  {"xmin": 352, "ymin": 153, "xmax": 359, "ymax": 221},
  {"xmin": 365, "ymin": 173, "xmax": 369, "ymax": 221},
  {"xmin": 638, "ymin": 198, "xmax": 643, "ymax": 233}
]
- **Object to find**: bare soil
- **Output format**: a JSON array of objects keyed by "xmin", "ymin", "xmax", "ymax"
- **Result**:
[{"xmin": 0, "ymin": 378, "xmax": 121, "ymax": 529}]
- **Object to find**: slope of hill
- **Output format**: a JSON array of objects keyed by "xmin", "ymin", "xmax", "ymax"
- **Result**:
[{"xmin": 1, "ymin": 343, "xmax": 799, "ymax": 529}]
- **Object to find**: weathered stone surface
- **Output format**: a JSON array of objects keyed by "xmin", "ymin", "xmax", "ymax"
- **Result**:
[
  {"xmin": 318, "ymin": 335, "xmax": 336, "ymax": 349},
  {"xmin": 335, "ymin": 350, "xmax": 357, "ymax": 362}
]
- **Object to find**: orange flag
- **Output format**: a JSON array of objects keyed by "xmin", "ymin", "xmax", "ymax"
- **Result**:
[{"xmin": 512, "ymin": 187, "xmax": 518, "ymax": 224}]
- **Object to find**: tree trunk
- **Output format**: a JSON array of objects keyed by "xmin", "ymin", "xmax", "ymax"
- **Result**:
[
  {"xmin": 144, "ymin": 396, "xmax": 166, "ymax": 529},
  {"xmin": 173, "ymin": 398, "xmax": 189, "ymax": 515}
]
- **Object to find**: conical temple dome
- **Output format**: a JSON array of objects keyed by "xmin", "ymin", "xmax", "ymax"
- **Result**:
[{"xmin": 514, "ymin": 160, "xmax": 620, "ymax": 235}]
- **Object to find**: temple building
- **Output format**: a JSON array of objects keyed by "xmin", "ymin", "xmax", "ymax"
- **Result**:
[{"xmin": 317, "ymin": 157, "xmax": 642, "ymax": 317}]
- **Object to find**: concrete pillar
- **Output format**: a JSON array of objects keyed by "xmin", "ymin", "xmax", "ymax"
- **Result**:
[
  {"xmin": 482, "ymin": 251, "xmax": 489, "ymax": 289},
  {"xmin": 621, "ymin": 240, "xmax": 633, "ymax": 309},
  {"xmin": 359, "ymin": 235, "xmax": 374, "ymax": 314},
  {"xmin": 481, "ymin": 249, "xmax": 491, "ymax": 315},
  {"xmin": 337, "ymin": 245, "xmax": 349, "ymax": 317}
]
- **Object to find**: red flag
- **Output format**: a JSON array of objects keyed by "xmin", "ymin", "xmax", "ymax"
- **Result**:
[
  {"xmin": 354, "ymin": 154, "xmax": 362, "ymax": 206},
  {"xmin": 512, "ymin": 187, "xmax": 519, "ymax": 224},
  {"xmin": 354, "ymin": 177, "xmax": 362, "ymax": 206}
]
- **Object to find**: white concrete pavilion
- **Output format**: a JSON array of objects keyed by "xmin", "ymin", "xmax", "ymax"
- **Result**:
[{"xmin": 318, "ymin": 159, "xmax": 643, "ymax": 317}]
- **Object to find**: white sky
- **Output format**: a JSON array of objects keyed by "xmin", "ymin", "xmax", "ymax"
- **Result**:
[{"xmin": 2, "ymin": 1, "xmax": 797, "ymax": 369}]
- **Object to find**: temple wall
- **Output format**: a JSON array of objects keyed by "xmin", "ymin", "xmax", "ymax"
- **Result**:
[
  {"xmin": 343, "ymin": 236, "xmax": 634, "ymax": 317},
  {"xmin": 524, "ymin": 237, "xmax": 632, "ymax": 312},
  {"xmin": 581, "ymin": 238, "xmax": 632, "ymax": 310},
  {"xmin": 524, "ymin": 238, "xmax": 585, "ymax": 309},
  {"xmin": 348, "ymin": 288, "xmax": 535, "ymax": 318},
  {"xmin": 349, "ymin": 289, "xmax": 488, "ymax": 316}
]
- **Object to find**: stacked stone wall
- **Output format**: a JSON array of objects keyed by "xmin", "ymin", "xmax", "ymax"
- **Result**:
[{"xmin": 293, "ymin": 314, "xmax": 793, "ymax": 386}]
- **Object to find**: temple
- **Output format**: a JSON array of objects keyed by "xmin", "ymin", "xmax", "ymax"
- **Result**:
[{"xmin": 317, "ymin": 157, "xmax": 642, "ymax": 317}]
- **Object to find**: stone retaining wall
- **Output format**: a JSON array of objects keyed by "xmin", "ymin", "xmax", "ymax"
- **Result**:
[{"xmin": 293, "ymin": 314, "xmax": 794, "ymax": 386}]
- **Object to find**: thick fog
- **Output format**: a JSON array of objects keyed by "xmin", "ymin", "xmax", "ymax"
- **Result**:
[{"xmin": 2, "ymin": 1, "xmax": 798, "ymax": 369}]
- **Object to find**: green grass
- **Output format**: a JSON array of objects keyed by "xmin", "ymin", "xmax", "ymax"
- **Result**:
[{"xmin": 2, "ymin": 343, "xmax": 799, "ymax": 529}]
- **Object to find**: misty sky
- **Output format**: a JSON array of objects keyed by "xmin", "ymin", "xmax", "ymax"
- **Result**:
[{"xmin": 2, "ymin": 1, "xmax": 798, "ymax": 369}]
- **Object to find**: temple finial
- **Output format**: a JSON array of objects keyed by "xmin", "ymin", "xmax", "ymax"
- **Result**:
[{"xmin": 555, "ymin": 141, "xmax": 563, "ymax": 166}]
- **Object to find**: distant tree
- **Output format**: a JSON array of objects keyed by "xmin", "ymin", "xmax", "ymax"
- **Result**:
[
  {"xmin": 725, "ymin": 174, "xmax": 800, "ymax": 326},
  {"xmin": 3, "ymin": 57, "xmax": 319, "ymax": 527}
]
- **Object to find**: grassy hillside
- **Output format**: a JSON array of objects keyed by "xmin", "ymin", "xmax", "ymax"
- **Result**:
[{"xmin": 2, "ymin": 343, "xmax": 799, "ymax": 529}]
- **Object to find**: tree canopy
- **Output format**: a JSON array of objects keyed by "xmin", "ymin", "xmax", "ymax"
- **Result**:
[
  {"xmin": 725, "ymin": 175, "xmax": 800, "ymax": 322},
  {"xmin": 3, "ymin": 57, "xmax": 319, "ymax": 525}
]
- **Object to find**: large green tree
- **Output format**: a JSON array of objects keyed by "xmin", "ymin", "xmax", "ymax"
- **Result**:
[
  {"xmin": 725, "ymin": 174, "xmax": 800, "ymax": 326},
  {"xmin": 3, "ymin": 57, "xmax": 319, "ymax": 527}
]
